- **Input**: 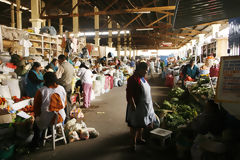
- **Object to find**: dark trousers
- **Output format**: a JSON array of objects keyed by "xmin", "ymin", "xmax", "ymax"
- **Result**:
[
  {"xmin": 30, "ymin": 122, "xmax": 43, "ymax": 147},
  {"xmin": 65, "ymin": 90, "xmax": 72, "ymax": 121}
]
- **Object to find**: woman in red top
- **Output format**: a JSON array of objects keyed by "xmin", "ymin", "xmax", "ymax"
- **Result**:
[{"xmin": 126, "ymin": 62, "xmax": 156, "ymax": 151}]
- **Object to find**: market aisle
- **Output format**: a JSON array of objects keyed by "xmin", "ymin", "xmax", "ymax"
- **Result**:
[{"xmin": 22, "ymin": 75, "xmax": 175, "ymax": 160}]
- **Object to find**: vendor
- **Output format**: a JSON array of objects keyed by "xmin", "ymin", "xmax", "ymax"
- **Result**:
[
  {"xmin": 50, "ymin": 58, "xmax": 58, "ymax": 72},
  {"xmin": 126, "ymin": 62, "xmax": 157, "ymax": 151},
  {"xmin": 182, "ymin": 59, "xmax": 200, "ymax": 80},
  {"xmin": 31, "ymin": 72, "xmax": 66, "ymax": 148},
  {"xmin": 25, "ymin": 62, "xmax": 44, "ymax": 97}
]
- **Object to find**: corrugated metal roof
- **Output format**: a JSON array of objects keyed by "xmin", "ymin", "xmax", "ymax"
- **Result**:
[{"xmin": 173, "ymin": 0, "xmax": 240, "ymax": 29}]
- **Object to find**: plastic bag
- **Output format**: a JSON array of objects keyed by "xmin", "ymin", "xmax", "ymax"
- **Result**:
[
  {"xmin": 68, "ymin": 131, "xmax": 80, "ymax": 143},
  {"xmin": 87, "ymin": 128, "xmax": 99, "ymax": 138},
  {"xmin": 79, "ymin": 129, "xmax": 89, "ymax": 140}
]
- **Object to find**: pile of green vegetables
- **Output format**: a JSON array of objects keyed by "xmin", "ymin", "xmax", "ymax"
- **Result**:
[
  {"xmin": 191, "ymin": 77, "xmax": 215, "ymax": 99},
  {"xmin": 157, "ymin": 87, "xmax": 200, "ymax": 131}
]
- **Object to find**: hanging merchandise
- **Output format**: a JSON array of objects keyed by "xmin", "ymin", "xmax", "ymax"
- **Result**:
[
  {"xmin": 71, "ymin": 38, "xmax": 78, "ymax": 53},
  {"xmin": 19, "ymin": 39, "xmax": 32, "ymax": 57}
]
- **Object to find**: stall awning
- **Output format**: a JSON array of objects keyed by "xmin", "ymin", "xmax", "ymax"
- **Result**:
[{"xmin": 173, "ymin": 0, "xmax": 240, "ymax": 29}]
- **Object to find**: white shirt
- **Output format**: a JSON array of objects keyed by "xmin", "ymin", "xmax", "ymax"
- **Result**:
[
  {"xmin": 77, "ymin": 68, "xmax": 93, "ymax": 84},
  {"xmin": 74, "ymin": 61, "xmax": 81, "ymax": 67},
  {"xmin": 150, "ymin": 61, "xmax": 155, "ymax": 69}
]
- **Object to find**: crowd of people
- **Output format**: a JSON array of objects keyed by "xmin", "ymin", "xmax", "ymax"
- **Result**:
[{"xmin": 4, "ymin": 54, "xmax": 167, "ymax": 151}]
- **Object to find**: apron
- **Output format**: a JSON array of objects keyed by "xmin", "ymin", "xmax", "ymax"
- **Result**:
[
  {"xmin": 126, "ymin": 78, "xmax": 156, "ymax": 128},
  {"xmin": 36, "ymin": 86, "xmax": 66, "ymax": 130},
  {"xmin": 25, "ymin": 70, "xmax": 44, "ymax": 97}
]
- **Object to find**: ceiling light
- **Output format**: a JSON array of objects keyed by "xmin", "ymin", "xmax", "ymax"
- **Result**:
[
  {"xmin": 134, "ymin": 11, "xmax": 151, "ymax": 14},
  {"xmin": 0, "ymin": 0, "xmax": 31, "ymax": 11},
  {"xmin": 136, "ymin": 28, "xmax": 153, "ymax": 31},
  {"xmin": 179, "ymin": 36, "xmax": 185, "ymax": 39}
]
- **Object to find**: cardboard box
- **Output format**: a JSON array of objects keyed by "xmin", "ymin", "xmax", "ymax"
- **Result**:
[{"xmin": 0, "ymin": 114, "xmax": 12, "ymax": 124}]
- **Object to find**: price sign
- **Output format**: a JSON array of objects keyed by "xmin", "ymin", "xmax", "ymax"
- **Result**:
[{"xmin": 215, "ymin": 56, "xmax": 240, "ymax": 103}]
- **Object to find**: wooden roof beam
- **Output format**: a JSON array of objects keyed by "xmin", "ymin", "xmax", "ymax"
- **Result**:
[
  {"xmin": 41, "ymin": 6, "xmax": 176, "ymax": 19},
  {"xmin": 123, "ymin": 0, "xmax": 157, "ymax": 28},
  {"xmin": 103, "ymin": 0, "xmax": 119, "ymax": 11},
  {"xmin": 146, "ymin": 14, "xmax": 168, "ymax": 27}
]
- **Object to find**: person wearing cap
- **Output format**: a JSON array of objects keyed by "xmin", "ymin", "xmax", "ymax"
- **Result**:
[
  {"xmin": 25, "ymin": 62, "xmax": 44, "ymax": 98},
  {"xmin": 56, "ymin": 55, "xmax": 75, "ymax": 121}
]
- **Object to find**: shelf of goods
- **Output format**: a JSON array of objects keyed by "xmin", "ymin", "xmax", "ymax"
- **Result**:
[
  {"xmin": 0, "ymin": 25, "xmax": 63, "ymax": 58},
  {"xmin": 201, "ymin": 38, "xmax": 228, "ymax": 58}
]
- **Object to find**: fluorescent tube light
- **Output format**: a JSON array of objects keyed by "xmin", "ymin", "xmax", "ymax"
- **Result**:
[
  {"xmin": 136, "ymin": 28, "xmax": 153, "ymax": 31},
  {"xmin": 0, "ymin": 0, "xmax": 31, "ymax": 11},
  {"xmin": 134, "ymin": 11, "xmax": 151, "ymax": 14}
]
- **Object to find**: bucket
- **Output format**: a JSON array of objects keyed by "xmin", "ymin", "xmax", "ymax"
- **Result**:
[{"xmin": 0, "ymin": 144, "xmax": 15, "ymax": 159}]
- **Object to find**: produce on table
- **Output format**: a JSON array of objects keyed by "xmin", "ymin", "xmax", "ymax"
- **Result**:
[
  {"xmin": 168, "ymin": 87, "xmax": 185, "ymax": 98},
  {"xmin": 0, "ymin": 97, "xmax": 7, "ymax": 105},
  {"xmin": 20, "ymin": 105, "xmax": 34, "ymax": 113},
  {"xmin": 12, "ymin": 96, "xmax": 31, "ymax": 103}
]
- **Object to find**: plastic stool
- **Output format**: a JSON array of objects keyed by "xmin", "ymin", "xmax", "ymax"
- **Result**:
[
  {"xmin": 43, "ymin": 122, "xmax": 67, "ymax": 150},
  {"xmin": 150, "ymin": 128, "xmax": 172, "ymax": 147}
]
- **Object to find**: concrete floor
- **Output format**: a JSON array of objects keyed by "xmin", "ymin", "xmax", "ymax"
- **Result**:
[{"xmin": 21, "ymin": 75, "xmax": 177, "ymax": 160}]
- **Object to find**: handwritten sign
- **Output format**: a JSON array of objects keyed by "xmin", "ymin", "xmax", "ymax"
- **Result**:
[{"xmin": 215, "ymin": 56, "xmax": 240, "ymax": 103}]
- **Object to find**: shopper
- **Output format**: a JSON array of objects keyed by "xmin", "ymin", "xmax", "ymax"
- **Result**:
[
  {"xmin": 56, "ymin": 55, "xmax": 75, "ymax": 121},
  {"xmin": 149, "ymin": 60, "xmax": 155, "ymax": 79},
  {"xmin": 73, "ymin": 57, "xmax": 81, "ymax": 67},
  {"xmin": 49, "ymin": 58, "xmax": 58, "ymax": 72},
  {"xmin": 126, "ymin": 62, "xmax": 156, "ymax": 151},
  {"xmin": 31, "ymin": 72, "xmax": 66, "ymax": 149},
  {"xmin": 77, "ymin": 63, "xmax": 93, "ymax": 108},
  {"xmin": 25, "ymin": 62, "xmax": 44, "ymax": 97},
  {"xmin": 182, "ymin": 59, "xmax": 200, "ymax": 80},
  {"xmin": 155, "ymin": 59, "xmax": 160, "ymax": 73}
]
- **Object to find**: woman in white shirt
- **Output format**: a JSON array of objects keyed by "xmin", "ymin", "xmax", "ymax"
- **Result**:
[{"xmin": 77, "ymin": 63, "xmax": 93, "ymax": 108}]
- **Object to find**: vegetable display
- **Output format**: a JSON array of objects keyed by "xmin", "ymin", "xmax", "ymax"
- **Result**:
[{"xmin": 158, "ymin": 87, "xmax": 200, "ymax": 131}]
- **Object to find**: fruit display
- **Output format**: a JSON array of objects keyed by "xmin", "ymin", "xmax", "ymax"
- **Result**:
[
  {"xmin": 0, "ymin": 97, "xmax": 7, "ymax": 105},
  {"xmin": 20, "ymin": 105, "xmax": 34, "ymax": 113},
  {"xmin": 12, "ymin": 96, "xmax": 31, "ymax": 103}
]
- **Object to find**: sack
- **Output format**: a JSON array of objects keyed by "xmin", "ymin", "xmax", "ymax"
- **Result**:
[
  {"xmin": 2, "ymin": 79, "xmax": 21, "ymax": 98},
  {"xmin": 87, "ymin": 128, "xmax": 99, "ymax": 138},
  {"xmin": 165, "ymin": 74, "xmax": 174, "ymax": 87}
]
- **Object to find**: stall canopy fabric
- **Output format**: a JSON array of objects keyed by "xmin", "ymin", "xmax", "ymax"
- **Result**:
[{"xmin": 173, "ymin": 0, "xmax": 240, "ymax": 29}]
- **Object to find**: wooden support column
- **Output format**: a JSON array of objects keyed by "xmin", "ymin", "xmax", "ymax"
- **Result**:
[
  {"xmin": 48, "ymin": 19, "xmax": 51, "ymax": 27},
  {"xmin": 212, "ymin": 24, "xmax": 221, "ymax": 38},
  {"xmin": 16, "ymin": 0, "xmax": 22, "ymax": 29},
  {"xmin": 11, "ymin": 2, "xmax": 15, "ymax": 28},
  {"xmin": 124, "ymin": 31, "xmax": 127, "ymax": 56},
  {"xmin": 129, "ymin": 32, "xmax": 132, "ymax": 59},
  {"xmin": 30, "ymin": 0, "xmax": 43, "ymax": 31},
  {"xmin": 59, "ymin": 18, "xmax": 63, "ymax": 35},
  {"xmin": 59, "ymin": 10, "xmax": 63, "ymax": 35},
  {"xmin": 72, "ymin": 0, "xmax": 79, "ymax": 34},
  {"xmin": 133, "ymin": 49, "xmax": 136, "ymax": 60},
  {"xmin": 41, "ymin": 1, "xmax": 46, "ymax": 27},
  {"xmin": 94, "ymin": 6, "xmax": 100, "ymax": 47},
  {"xmin": 117, "ymin": 23, "xmax": 121, "ymax": 58},
  {"xmin": 108, "ymin": 16, "xmax": 113, "ymax": 47}
]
